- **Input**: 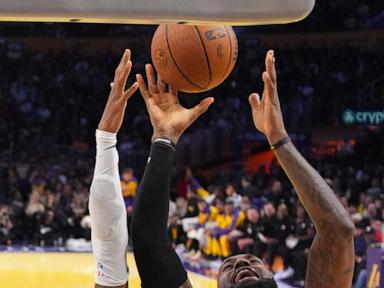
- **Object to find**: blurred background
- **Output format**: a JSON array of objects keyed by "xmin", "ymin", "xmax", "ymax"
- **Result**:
[{"xmin": 0, "ymin": 0, "xmax": 383, "ymax": 287}]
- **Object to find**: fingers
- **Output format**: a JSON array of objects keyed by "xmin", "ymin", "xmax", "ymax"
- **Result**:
[
  {"xmin": 262, "ymin": 71, "xmax": 279, "ymax": 106},
  {"xmin": 119, "ymin": 59, "xmax": 133, "ymax": 90},
  {"xmin": 262, "ymin": 50, "xmax": 279, "ymax": 107},
  {"xmin": 114, "ymin": 49, "xmax": 131, "ymax": 82},
  {"xmin": 116, "ymin": 49, "xmax": 131, "ymax": 75},
  {"xmin": 248, "ymin": 93, "xmax": 261, "ymax": 110},
  {"xmin": 136, "ymin": 74, "xmax": 151, "ymax": 102},
  {"xmin": 265, "ymin": 50, "xmax": 277, "ymax": 85},
  {"xmin": 145, "ymin": 64, "xmax": 159, "ymax": 94},
  {"xmin": 112, "ymin": 49, "xmax": 133, "ymax": 95},
  {"xmin": 189, "ymin": 97, "xmax": 215, "ymax": 122},
  {"xmin": 123, "ymin": 82, "xmax": 139, "ymax": 101},
  {"xmin": 157, "ymin": 75, "xmax": 168, "ymax": 93},
  {"xmin": 114, "ymin": 61, "xmax": 132, "ymax": 93},
  {"xmin": 262, "ymin": 71, "xmax": 275, "ymax": 93}
]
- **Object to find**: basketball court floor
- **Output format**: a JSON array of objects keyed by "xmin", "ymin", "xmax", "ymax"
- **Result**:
[{"xmin": 0, "ymin": 252, "xmax": 217, "ymax": 288}]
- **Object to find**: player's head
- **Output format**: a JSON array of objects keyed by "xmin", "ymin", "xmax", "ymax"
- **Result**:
[{"xmin": 218, "ymin": 254, "xmax": 277, "ymax": 288}]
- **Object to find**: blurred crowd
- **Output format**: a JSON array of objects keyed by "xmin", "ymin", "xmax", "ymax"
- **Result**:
[
  {"xmin": 0, "ymin": 37, "xmax": 383, "ymax": 168},
  {"xmin": 1, "ymin": 126, "xmax": 383, "ymax": 286},
  {"xmin": 164, "ymin": 128, "xmax": 384, "ymax": 286},
  {"xmin": 0, "ymin": 155, "xmax": 93, "ymax": 246}
]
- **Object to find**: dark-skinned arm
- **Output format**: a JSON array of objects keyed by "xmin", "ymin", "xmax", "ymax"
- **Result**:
[
  {"xmin": 274, "ymin": 142, "xmax": 354, "ymax": 287},
  {"xmin": 249, "ymin": 50, "xmax": 355, "ymax": 288}
]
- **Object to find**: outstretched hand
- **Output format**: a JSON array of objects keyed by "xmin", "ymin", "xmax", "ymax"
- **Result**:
[
  {"xmin": 136, "ymin": 64, "xmax": 214, "ymax": 144},
  {"xmin": 98, "ymin": 49, "xmax": 139, "ymax": 133},
  {"xmin": 249, "ymin": 50, "xmax": 288, "ymax": 145}
]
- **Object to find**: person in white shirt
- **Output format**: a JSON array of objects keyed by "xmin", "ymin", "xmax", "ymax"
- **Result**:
[{"xmin": 225, "ymin": 183, "xmax": 242, "ymax": 208}]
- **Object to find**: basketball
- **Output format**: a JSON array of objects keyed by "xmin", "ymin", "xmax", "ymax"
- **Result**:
[{"xmin": 151, "ymin": 24, "xmax": 238, "ymax": 93}]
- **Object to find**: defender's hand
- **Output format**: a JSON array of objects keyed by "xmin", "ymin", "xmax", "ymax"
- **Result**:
[
  {"xmin": 249, "ymin": 50, "xmax": 288, "ymax": 145},
  {"xmin": 98, "ymin": 49, "xmax": 139, "ymax": 133},
  {"xmin": 136, "ymin": 64, "xmax": 214, "ymax": 144}
]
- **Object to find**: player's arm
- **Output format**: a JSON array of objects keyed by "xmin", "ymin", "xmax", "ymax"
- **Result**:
[
  {"xmin": 249, "ymin": 50, "xmax": 355, "ymax": 288},
  {"xmin": 131, "ymin": 64, "xmax": 213, "ymax": 288},
  {"xmin": 90, "ymin": 49, "xmax": 138, "ymax": 288}
]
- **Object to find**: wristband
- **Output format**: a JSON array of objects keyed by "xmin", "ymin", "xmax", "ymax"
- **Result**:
[
  {"xmin": 152, "ymin": 137, "xmax": 176, "ymax": 151},
  {"xmin": 270, "ymin": 136, "xmax": 291, "ymax": 151}
]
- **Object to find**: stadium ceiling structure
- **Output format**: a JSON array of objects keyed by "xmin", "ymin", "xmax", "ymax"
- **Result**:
[{"xmin": 0, "ymin": 0, "xmax": 315, "ymax": 25}]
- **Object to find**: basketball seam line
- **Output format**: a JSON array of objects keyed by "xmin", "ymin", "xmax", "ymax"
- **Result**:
[
  {"xmin": 223, "ymin": 26, "xmax": 233, "ymax": 80},
  {"xmin": 165, "ymin": 24, "xmax": 204, "ymax": 90},
  {"xmin": 194, "ymin": 26, "xmax": 212, "ymax": 89}
]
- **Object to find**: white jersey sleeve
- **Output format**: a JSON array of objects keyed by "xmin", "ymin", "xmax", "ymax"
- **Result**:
[{"xmin": 89, "ymin": 129, "xmax": 129, "ymax": 287}]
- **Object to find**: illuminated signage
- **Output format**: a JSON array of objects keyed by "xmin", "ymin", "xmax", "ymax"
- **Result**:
[
  {"xmin": 342, "ymin": 109, "xmax": 384, "ymax": 125},
  {"xmin": 366, "ymin": 248, "xmax": 382, "ymax": 288},
  {"xmin": 368, "ymin": 264, "xmax": 381, "ymax": 288}
]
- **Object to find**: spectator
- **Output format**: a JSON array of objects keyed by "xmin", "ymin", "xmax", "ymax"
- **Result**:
[
  {"xmin": 34, "ymin": 209, "xmax": 57, "ymax": 246},
  {"xmin": 0, "ymin": 206, "xmax": 14, "ymax": 245},
  {"xmin": 234, "ymin": 207, "xmax": 265, "ymax": 257},
  {"xmin": 121, "ymin": 167, "xmax": 138, "ymax": 207},
  {"xmin": 268, "ymin": 180, "xmax": 288, "ymax": 207},
  {"xmin": 176, "ymin": 167, "xmax": 209, "ymax": 199},
  {"xmin": 205, "ymin": 201, "xmax": 245, "ymax": 259},
  {"xmin": 224, "ymin": 183, "xmax": 242, "ymax": 208},
  {"xmin": 260, "ymin": 203, "xmax": 278, "ymax": 267},
  {"xmin": 275, "ymin": 203, "xmax": 295, "ymax": 271},
  {"xmin": 291, "ymin": 205, "xmax": 315, "ymax": 283},
  {"xmin": 168, "ymin": 214, "xmax": 187, "ymax": 247},
  {"xmin": 25, "ymin": 190, "xmax": 45, "ymax": 217},
  {"xmin": 121, "ymin": 168, "xmax": 138, "ymax": 240},
  {"xmin": 241, "ymin": 175, "xmax": 259, "ymax": 199}
]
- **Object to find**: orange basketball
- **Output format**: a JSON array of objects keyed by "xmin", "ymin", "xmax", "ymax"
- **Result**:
[{"xmin": 151, "ymin": 24, "xmax": 238, "ymax": 93}]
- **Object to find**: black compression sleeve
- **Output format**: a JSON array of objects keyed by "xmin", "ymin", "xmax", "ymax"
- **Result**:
[{"xmin": 131, "ymin": 142, "xmax": 188, "ymax": 288}]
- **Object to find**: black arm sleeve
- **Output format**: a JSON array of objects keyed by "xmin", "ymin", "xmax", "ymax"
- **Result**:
[{"xmin": 131, "ymin": 142, "xmax": 188, "ymax": 288}]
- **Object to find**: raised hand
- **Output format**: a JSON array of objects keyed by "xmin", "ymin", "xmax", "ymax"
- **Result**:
[
  {"xmin": 98, "ymin": 49, "xmax": 139, "ymax": 133},
  {"xmin": 136, "ymin": 64, "xmax": 214, "ymax": 144},
  {"xmin": 249, "ymin": 52, "xmax": 354, "ymax": 288},
  {"xmin": 248, "ymin": 50, "xmax": 288, "ymax": 145}
]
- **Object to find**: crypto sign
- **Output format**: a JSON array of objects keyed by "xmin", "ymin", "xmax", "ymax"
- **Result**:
[{"xmin": 342, "ymin": 109, "xmax": 384, "ymax": 126}]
